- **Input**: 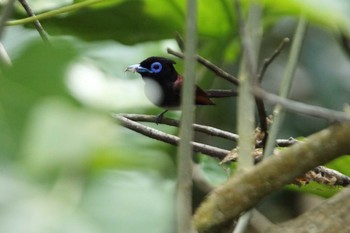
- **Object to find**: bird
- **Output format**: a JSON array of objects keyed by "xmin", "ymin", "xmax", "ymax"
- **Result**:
[{"xmin": 125, "ymin": 56, "xmax": 214, "ymax": 123}]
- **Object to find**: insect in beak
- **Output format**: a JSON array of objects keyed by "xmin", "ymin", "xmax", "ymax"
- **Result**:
[{"xmin": 125, "ymin": 64, "xmax": 140, "ymax": 73}]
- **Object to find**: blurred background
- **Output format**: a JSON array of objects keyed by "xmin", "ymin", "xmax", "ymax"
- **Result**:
[{"xmin": 0, "ymin": 0, "xmax": 350, "ymax": 232}]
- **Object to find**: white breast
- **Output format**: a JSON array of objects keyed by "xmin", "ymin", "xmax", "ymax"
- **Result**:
[{"xmin": 143, "ymin": 78, "xmax": 163, "ymax": 106}]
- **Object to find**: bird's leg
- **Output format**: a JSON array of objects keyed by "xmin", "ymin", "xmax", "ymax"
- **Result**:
[{"xmin": 155, "ymin": 109, "xmax": 168, "ymax": 124}]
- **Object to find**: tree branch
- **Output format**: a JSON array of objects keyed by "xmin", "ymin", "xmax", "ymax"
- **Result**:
[
  {"xmin": 119, "ymin": 113, "xmax": 239, "ymax": 141},
  {"xmin": 167, "ymin": 48, "xmax": 240, "ymax": 85},
  {"xmin": 114, "ymin": 114, "xmax": 230, "ymax": 160},
  {"xmin": 205, "ymin": 89, "xmax": 238, "ymax": 98},
  {"xmin": 254, "ymin": 86, "xmax": 350, "ymax": 122},
  {"xmin": 266, "ymin": 187, "xmax": 350, "ymax": 233},
  {"xmin": 257, "ymin": 37, "xmax": 290, "ymax": 82},
  {"xmin": 116, "ymin": 114, "xmax": 350, "ymax": 188},
  {"xmin": 194, "ymin": 122, "xmax": 350, "ymax": 233}
]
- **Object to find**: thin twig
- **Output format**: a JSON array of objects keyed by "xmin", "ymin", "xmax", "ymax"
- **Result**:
[
  {"xmin": 263, "ymin": 15, "xmax": 308, "ymax": 159},
  {"xmin": 254, "ymin": 86, "xmax": 350, "ymax": 122},
  {"xmin": 255, "ymin": 36, "xmax": 290, "ymax": 138},
  {"xmin": 257, "ymin": 37, "xmax": 290, "ymax": 82},
  {"xmin": 205, "ymin": 89, "xmax": 238, "ymax": 98},
  {"xmin": 167, "ymin": 48, "xmax": 240, "ymax": 85},
  {"xmin": 119, "ymin": 113, "xmax": 239, "ymax": 142},
  {"xmin": 18, "ymin": 0, "xmax": 50, "ymax": 43},
  {"xmin": 312, "ymin": 166, "xmax": 350, "ymax": 186},
  {"xmin": 175, "ymin": 32, "xmax": 185, "ymax": 52},
  {"xmin": 119, "ymin": 114, "xmax": 301, "ymax": 147},
  {"xmin": 114, "ymin": 114, "xmax": 230, "ymax": 160},
  {"xmin": 255, "ymin": 37, "xmax": 290, "ymax": 148},
  {"xmin": 275, "ymin": 137, "xmax": 299, "ymax": 147}
]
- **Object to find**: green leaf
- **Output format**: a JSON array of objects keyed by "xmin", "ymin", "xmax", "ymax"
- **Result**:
[
  {"xmin": 198, "ymin": 155, "xmax": 228, "ymax": 186},
  {"xmin": 286, "ymin": 181, "xmax": 342, "ymax": 198},
  {"xmin": 13, "ymin": 0, "xmax": 239, "ymax": 44},
  {"xmin": 0, "ymin": 40, "xmax": 77, "ymax": 159},
  {"xmin": 20, "ymin": 99, "xmax": 175, "ymax": 179},
  {"xmin": 41, "ymin": 0, "xmax": 184, "ymax": 44},
  {"xmin": 325, "ymin": 155, "xmax": 350, "ymax": 176},
  {"xmin": 261, "ymin": 0, "xmax": 350, "ymax": 32}
]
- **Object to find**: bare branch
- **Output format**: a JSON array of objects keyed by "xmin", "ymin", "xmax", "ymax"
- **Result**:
[
  {"xmin": 205, "ymin": 89, "xmax": 238, "ymax": 98},
  {"xmin": 114, "ymin": 114, "xmax": 230, "ymax": 160},
  {"xmin": 167, "ymin": 48, "xmax": 240, "ymax": 85},
  {"xmin": 255, "ymin": 37, "xmax": 290, "ymax": 148},
  {"xmin": 119, "ymin": 113, "xmax": 239, "ymax": 142},
  {"xmin": 175, "ymin": 32, "xmax": 185, "ymax": 52},
  {"xmin": 257, "ymin": 37, "xmax": 290, "ymax": 82},
  {"xmin": 311, "ymin": 166, "xmax": 350, "ymax": 186},
  {"xmin": 254, "ymin": 86, "xmax": 350, "ymax": 122}
]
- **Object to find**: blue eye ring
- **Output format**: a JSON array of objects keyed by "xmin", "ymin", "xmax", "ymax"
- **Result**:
[{"xmin": 151, "ymin": 62, "xmax": 162, "ymax": 73}]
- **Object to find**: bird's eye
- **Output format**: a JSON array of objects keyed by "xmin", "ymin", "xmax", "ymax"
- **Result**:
[{"xmin": 151, "ymin": 62, "xmax": 162, "ymax": 73}]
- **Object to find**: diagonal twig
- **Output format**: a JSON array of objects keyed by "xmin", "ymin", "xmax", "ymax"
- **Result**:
[
  {"xmin": 257, "ymin": 37, "xmax": 290, "ymax": 82},
  {"xmin": 167, "ymin": 48, "xmax": 240, "ymax": 85},
  {"xmin": 18, "ymin": 0, "xmax": 50, "ymax": 43},
  {"xmin": 254, "ymin": 86, "xmax": 350, "ymax": 122}
]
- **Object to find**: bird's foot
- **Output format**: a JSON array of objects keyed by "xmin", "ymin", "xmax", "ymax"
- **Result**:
[{"xmin": 155, "ymin": 110, "xmax": 168, "ymax": 124}]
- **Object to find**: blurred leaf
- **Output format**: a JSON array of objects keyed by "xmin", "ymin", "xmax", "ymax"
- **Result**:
[
  {"xmin": 198, "ymin": 155, "xmax": 228, "ymax": 186},
  {"xmin": 21, "ymin": 99, "xmax": 175, "ymax": 179},
  {"xmin": 325, "ymin": 155, "xmax": 350, "ymax": 176},
  {"xmin": 0, "ymin": 40, "xmax": 77, "ymax": 159},
  {"xmin": 13, "ymin": 0, "xmax": 239, "ymax": 44},
  {"xmin": 261, "ymin": 0, "xmax": 350, "ymax": 32},
  {"xmin": 81, "ymin": 170, "xmax": 175, "ymax": 233},
  {"xmin": 286, "ymin": 181, "xmax": 342, "ymax": 198},
  {"xmin": 39, "ymin": 0, "xmax": 184, "ymax": 44},
  {"xmin": 0, "ymin": 169, "xmax": 175, "ymax": 233}
]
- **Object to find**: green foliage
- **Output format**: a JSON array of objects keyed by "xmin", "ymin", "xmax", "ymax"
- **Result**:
[
  {"xmin": 2, "ymin": 0, "xmax": 350, "ymax": 230},
  {"xmin": 0, "ymin": 39, "xmax": 176, "ymax": 232},
  {"xmin": 286, "ymin": 182, "xmax": 342, "ymax": 198},
  {"xmin": 198, "ymin": 155, "xmax": 228, "ymax": 186},
  {"xmin": 0, "ymin": 40, "xmax": 76, "ymax": 158}
]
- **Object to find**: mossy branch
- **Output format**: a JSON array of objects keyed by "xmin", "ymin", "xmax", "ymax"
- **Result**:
[{"xmin": 193, "ymin": 122, "xmax": 350, "ymax": 233}]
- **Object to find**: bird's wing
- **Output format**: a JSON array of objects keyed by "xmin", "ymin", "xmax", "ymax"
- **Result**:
[{"xmin": 174, "ymin": 74, "xmax": 214, "ymax": 105}]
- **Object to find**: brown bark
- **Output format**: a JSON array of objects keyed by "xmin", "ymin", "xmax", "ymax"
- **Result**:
[{"xmin": 266, "ymin": 187, "xmax": 350, "ymax": 233}]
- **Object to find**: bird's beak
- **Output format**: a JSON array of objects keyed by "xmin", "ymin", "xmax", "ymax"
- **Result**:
[
  {"xmin": 125, "ymin": 64, "xmax": 152, "ymax": 73},
  {"xmin": 125, "ymin": 64, "xmax": 140, "ymax": 73}
]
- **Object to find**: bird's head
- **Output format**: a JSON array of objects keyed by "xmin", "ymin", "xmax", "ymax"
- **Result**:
[{"xmin": 126, "ymin": 57, "xmax": 177, "ymax": 82}]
